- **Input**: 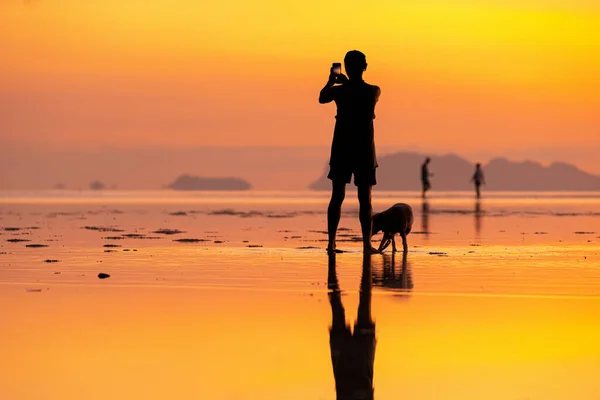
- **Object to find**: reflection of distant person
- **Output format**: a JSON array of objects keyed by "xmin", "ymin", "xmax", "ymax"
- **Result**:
[
  {"xmin": 474, "ymin": 200, "xmax": 482, "ymax": 237},
  {"xmin": 471, "ymin": 163, "xmax": 486, "ymax": 198},
  {"xmin": 421, "ymin": 157, "xmax": 433, "ymax": 198},
  {"xmin": 319, "ymin": 50, "xmax": 381, "ymax": 253},
  {"xmin": 328, "ymin": 253, "xmax": 376, "ymax": 400},
  {"xmin": 421, "ymin": 199, "xmax": 430, "ymax": 240}
]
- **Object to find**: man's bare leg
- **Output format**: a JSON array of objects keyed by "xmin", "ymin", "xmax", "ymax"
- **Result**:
[
  {"xmin": 357, "ymin": 185, "xmax": 377, "ymax": 253},
  {"xmin": 327, "ymin": 181, "xmax": 346, "ymax": 252}
]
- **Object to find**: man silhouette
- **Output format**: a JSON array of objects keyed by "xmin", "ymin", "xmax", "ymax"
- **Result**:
[
  {"xmin": 471, "ymin": 163, "xmax": 486, "ymax": 198},
  {"xmin": 319, "ymin": 50, "xmax": 381, "ymax": 253}
]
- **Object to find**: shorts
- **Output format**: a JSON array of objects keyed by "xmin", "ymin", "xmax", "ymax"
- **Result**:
[{"xmin": 328, "ymin": 167, "xmax": 377, "ymax": 187}]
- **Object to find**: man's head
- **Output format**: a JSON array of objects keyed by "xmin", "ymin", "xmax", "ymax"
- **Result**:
[
  {"xmin": 425, "ymin": 157, "xmax": 431, "ymax": 164},
  {"xmin": 476, "ymin": 163, "xmax": 481, "ymax": 168},
  {"xmin": 344, "ymin": 50, "xmax": 367, "ymax": 80}
]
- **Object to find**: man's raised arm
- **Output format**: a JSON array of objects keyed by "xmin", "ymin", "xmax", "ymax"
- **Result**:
[{"xmin": 319, "ymin": 81, "xmax": 336, "ymax": 104}]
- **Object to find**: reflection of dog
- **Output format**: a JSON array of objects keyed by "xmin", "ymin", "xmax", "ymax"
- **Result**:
[{"xmin": 372, "ymin": 203, "xmax": 413, "ymax": 253}]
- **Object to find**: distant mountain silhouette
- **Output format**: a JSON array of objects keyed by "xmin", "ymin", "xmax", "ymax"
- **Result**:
[
  {"xmin": 168, "ymin": 174, "xmax": 252, "ymax": 191},
  {"xmin": 89, "ymin": 180, "xmax": 106, "ymax": 190},
  {"xmin": 309, "ymin": 152, "xmax": 600, "ymax": 191}
]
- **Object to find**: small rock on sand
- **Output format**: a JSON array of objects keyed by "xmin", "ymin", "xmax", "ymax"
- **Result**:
[
  {"xmin": 98, "ymin": 273, "xmax": 110, "ymax": 279},
  {"xmin": 43, "ymin": 259, "xmax": 60, "ymax": 263}
]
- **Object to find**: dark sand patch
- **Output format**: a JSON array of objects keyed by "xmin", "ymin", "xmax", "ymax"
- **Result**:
[
  {"xmin": 291, "ymin": 236, "xmax": 302, "ymax": 239},
  {"xmin": 247, "ymin": 244, "xmax": 263, "ymax": 248},
  {"xmin": 120, "ymin": 234, "xmax": 162, "ymax": 239},
  {"xmin": 26, "ymin": 244, "xmax": 48, "ymax": 248},
  {"xmin": 429, "ymin": 252, "xmax": 448, "ymax": 256},
  {"xmin": 6, "ymin": 238, "xmax": 31, "ymax": 243},
  {"xmin": 575, "ymin": 232, "xmax": 596, "ymax": 235},
  {"xmin": 535, "ymin": 232, "xmax": 548, "ymax": 235},
  {"xmin": 103, "ymin": 244, "xmax": 121, "ymax": 248},
  {"xmin": 25, "ymin": 288, "xmax": 43, "ymax": 293},
  {"xmin": 210, "ymin": 209, "xmax": 262, "ymax": 217},
  {"xmin": 104, "ymin": 250, "xmax": 117, "ymax": 253},
  {"xmin": 82, "ymin": 226, "xmax": 124, "ymax": 233},
  {"xmin": 153, "ymin": 228, "xmax": 185, "ymax": 235},
  {"xmin": 43, "ymin": 259, "xmax": 60, "ymax": 263},
  {"xmin": 214, "ymin": 240, "xmax": 225, "ymax": 244},
  {"xmin": 296, "ymin": 246, "xmax": 320, "ymax": 250},
  {"xmin": 169, "ymin": 211, "xmax": 188, "ymax": 216},
  {"xmin": 173, "ymin": 238, "xmax": 208, "ymax": 243},
  {"xmin": 103, "ymin": 236, "xmax": 125, "ymax": 240},
  {"xmin": 98, "ymin": 273, "xmax": 110, "ymax": 279}
]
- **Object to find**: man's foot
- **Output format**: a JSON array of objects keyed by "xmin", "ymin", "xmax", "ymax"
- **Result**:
[
  {"xmin": 327, "ymin": 244, "xmax": 343, "ymax": 254},
  {"xmin": 364, "ymin": 245, "xmax": 379, "ymax": 254}
]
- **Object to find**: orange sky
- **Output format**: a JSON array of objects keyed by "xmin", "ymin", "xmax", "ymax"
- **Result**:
[{"xmin": 1, "ymin": 0, "xmax": 599, "ymax": 160}]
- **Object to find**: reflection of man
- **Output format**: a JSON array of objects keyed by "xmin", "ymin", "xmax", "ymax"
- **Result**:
[
  {"xmin": 320, "ymin": 50, "xmax": 381, "ymax": 253},
  {"xmin": 421, "ymin": 158, "xmax": 433, "ymax": 198},
  {"xmin": 328, "ymin": 253, "xmax": 376, "ymax": 400}
]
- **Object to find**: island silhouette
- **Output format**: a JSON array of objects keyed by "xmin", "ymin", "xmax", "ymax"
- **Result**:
[
  {"xmin": 309, "ymin": 152, "xmax": 600, "ymax": 191},
  {"xmin": 167, "ymin": 174, "xmax": 252, "ymax": 191}
]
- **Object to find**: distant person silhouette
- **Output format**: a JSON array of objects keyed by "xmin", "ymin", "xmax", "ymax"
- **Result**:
[
  {"xmin": 471, "ymin": 163, "xmax": 486, "ymax": 198},
  {"xmin": 327, "ymin": 252, "xmax": 376, "ymax": 400},
  {"xmin": 421, "ymin": 157, "xmax": 433, "ymax": 198},
  {"xmin": 319, "ymin": 50, "xmax": 381, "ymax": 253}
]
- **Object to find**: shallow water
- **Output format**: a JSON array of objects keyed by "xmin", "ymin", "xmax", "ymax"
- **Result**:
[{"xmin": 1, "ymin": 191, "xmax": 600, "ymax": 399}]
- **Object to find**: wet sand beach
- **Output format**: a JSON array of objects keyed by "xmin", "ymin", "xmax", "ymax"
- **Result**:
[{"xmin": 1, "ymin": 190, "xmax": 600, "ymax": 399}]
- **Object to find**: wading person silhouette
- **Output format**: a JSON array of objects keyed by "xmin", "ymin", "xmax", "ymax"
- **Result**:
[
  {"xmin": 319, "ymin": 50, "xmax": 381, "ymax": 253},
  {"xmin": 421, "ymin": 157, "xmax": 433, "ymax": 198},
  {"xmin": 471, "ymin": 163, "xmax": 486, "ymax": 198}
]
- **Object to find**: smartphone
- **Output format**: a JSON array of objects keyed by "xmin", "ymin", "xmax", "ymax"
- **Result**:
[{"xmin": 332, "ymin": 62, "xmax": 342, "ymax": 75}]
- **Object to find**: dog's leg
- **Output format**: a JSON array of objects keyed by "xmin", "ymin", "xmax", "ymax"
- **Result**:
[
  {"xmin": 401, "ymin": 232, "xmax": 408, "ymax": 254},
  {"xmin": 391, "ymin": 234, "xmax": 397, "ymax": 253},
  {"xmin": 378, "ymin": 234, "xmax": 391, "ymax": 253}
]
